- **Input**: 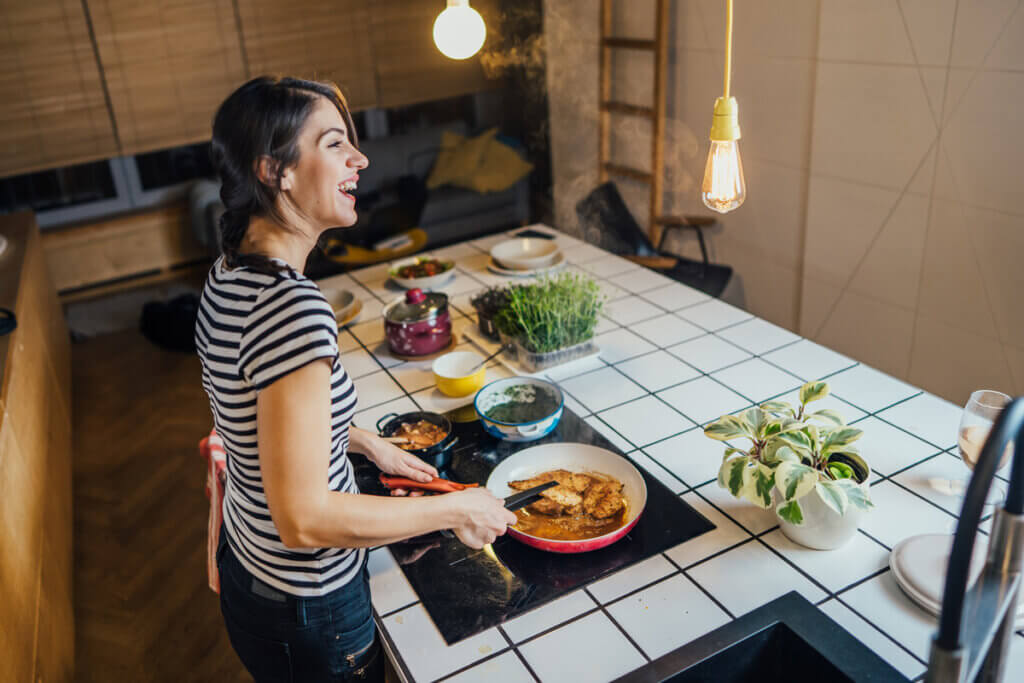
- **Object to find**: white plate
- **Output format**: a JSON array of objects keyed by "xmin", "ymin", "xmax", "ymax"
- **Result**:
[
  {"xmin": 889, "ymin": 533, "xmax": 1024, "ymax": 628},
  {"xmin": 388, "ymin": 256, "xmax": 456, "ymax": 290},
  {"xmin": 486, "ymin": 252, "xmax": 567, "ymax": 278},
  {"xmin": 490, "ymin": 238, "xmax": 561, "ymax": 271}
]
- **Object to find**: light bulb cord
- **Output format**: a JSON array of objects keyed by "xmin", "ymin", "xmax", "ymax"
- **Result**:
[{"xmin": 723, "ymin": 0, "xmax": 733, "ymax": 98}]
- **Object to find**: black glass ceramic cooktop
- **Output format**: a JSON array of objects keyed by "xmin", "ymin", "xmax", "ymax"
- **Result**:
[{"xmin": 353, "ymin": 406, "xmax": 715, "ymax": 645}]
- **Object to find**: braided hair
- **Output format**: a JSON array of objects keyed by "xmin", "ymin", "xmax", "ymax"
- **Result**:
[{"xmin": 210, "ymin": 76, "xmax": 359, "ymax": 274}]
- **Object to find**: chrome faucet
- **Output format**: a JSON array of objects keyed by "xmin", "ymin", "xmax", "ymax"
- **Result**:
[{"xmin": 927, "ymin": 398, "xmax": 1024, "ymax": 683}]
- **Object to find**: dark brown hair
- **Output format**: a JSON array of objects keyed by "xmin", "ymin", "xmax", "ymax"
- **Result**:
[{"xmin": 210, "ymin": 76, "xmax": 358, "ymax": 274}]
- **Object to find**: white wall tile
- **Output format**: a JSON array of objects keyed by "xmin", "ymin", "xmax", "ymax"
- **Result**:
[
  {"xmin": 849, "ymin": 416, "xmax": 942, "ymax": 476},
  {"xmin": 687, "ymin": 541, "xmax": 827, "ymax": 616},
  {"xmin": 717, "ymin": 318, "xmax": 801, "ymax": 355},
  {"xmin": 501, "ymin": 590, "xmax": 597, "ymax": 644},
  {"xmin": 588, "ymin": 554, "xmax": 677, "ymax": 604},
  {"xmin": 519, "ymin": 612, "xmax": 646, "ymax": 683},
  {"xmin": 666, "ymin": 335, "xmax": 751, "ymax": 374},
  {"xmin": 598, "ymin": 395, "xmax": 695, "ymax": 448},
  {"xmin": 444, "ymin": 651, "xmax": 534, "ymax": 683},
  {"xmin": 382, "ymin": 604, "xmax": 507, "ymax": 682},
  {"xmin": 607, "ymin": 574, "xmax": 732, "ymax": 659},
  {"xmin": 644, "ymin": 428, "xmax": 728, "ymax": 488},
  {"xmin": 877, "ymin": 392, "xmax": 963, "ymax": 449},
  {"xmin": 666, "ymin": 492, "xmax": 753, "ymax": 567},
  {"xmin": 658, "ymin": 376, "xmax": 752, "ymax": 426},
  {"xmin": 828, "ymin": 365, "xmax": 919, "ymax": 413},
  {"xmin": 691, "ymin": 482, "xmax": 779, "ymax": 536},
  {"xmin": 615, "ymin": 350, "xmax": 702, "ymax": 393},
  {"xmin": 762, "ymin": 339, "xmax": 857, "ymax": 382},
  {"xmin": 560, "ymin": 367, "xmax": 647, "ymax": 413},
  {"xmin": 837, "ymin": 572, "xmax": 937, "ymax": 661},
  {"xmin": 368, "ymin": 548, "xmax": 418, "ymax": 615},
  {"xmin": 817, "ymin": 599, "xmax": 927, "ymax": 679},
  {"xmin": 761, "ymin": 529, "xmax": 890, "ymax": 593},
  {"xmin": 595, "ymin": 327, "xmax": 658, "ymax": 364},
  {"xmin": 710, "ymin": 358, "xmax": 803, "ymax": 403},
  {"xmin": 859, "ymin": 481, "xmax": 956, "ymax": 548}
]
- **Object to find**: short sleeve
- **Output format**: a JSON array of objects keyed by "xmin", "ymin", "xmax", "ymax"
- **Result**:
[{"xmin": 238, "ymin": 278, "xmax": 338, "ymax": 390}]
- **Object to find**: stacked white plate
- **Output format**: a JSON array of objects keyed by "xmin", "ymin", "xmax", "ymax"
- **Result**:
[
  {"xmin": 890, "ymin": 533, "xmax": 1024, "ymax": 628},
  {"xmin": 488, "ymin": 238, "xmax": 565, "ymax": 276}
]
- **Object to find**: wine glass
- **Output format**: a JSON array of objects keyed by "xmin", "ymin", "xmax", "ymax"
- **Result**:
[{"xmin": 956, "ymin": 389, "xmax": 1013, "ymax": 505}]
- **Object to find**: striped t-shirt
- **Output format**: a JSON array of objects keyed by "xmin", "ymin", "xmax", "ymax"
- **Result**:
[{"xmin": 195, "ymin": 255, "xmax": 362, "ymax": 596}]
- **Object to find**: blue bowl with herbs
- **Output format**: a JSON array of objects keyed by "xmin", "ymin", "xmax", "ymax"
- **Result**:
[{"xmin": 474, "ymin": 377, "xmax": 564, "ymax": 442}]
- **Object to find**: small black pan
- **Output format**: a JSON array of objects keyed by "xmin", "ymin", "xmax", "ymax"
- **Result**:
[{"xmin": 376, "ymin": 410, "xmax": 458, "ymax": 469}]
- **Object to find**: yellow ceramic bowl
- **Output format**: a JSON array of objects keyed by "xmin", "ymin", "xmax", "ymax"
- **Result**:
[{"xmin": 432, "ymin": 351, "xmax": 487, "ymax": 397}]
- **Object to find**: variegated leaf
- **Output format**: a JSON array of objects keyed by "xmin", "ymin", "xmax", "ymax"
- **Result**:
[
  {"xmin": 776, "ymin": 430, "xmax": 813, "ymax": 456},
  {"xmin": 806, "ymin": 424, "xmax": 820, "ymax": 451},
  {"xmin": 799, "ymin": 381, "xmax": 829, "ymax": 405},
  {"xmin": 837, "ymin": 479, "xmax": 874, "ymax": 510},
  {"xmin": 815, "ymin": 480, "xmax": 849, "ymax": 516},
  {"xmin": 808, "ymin": 408, "xmax": 846, "ymax": 427},
  {"xmin": 742, "ymin": 407, "xmax": 767, "ymax": 437},
  {"xmin": 761, "ymin": 400, "xmax": 796, "ymax": 417},
  {"xmin": 776, "ymin": 461, "xmax": 818, "ymax": 502},
  {"xmin": 721, "ymin": 446, "xmax": 745, "ymax": 462},
  {"xmin": 718, "ymin": 457, "xmax": 748, "ymax": 496},
  {"xmin": 777, "ymin": 500, "xmax": 804, "ymax": 525},
  {"xmin": 822, "ymin": 427, "xmax": 864, "ymax": 455},
  {"xmin": 740, "ymin": 463, "xmax": 775, "ymax": 509},
  {"xmin": 772, "ymin": 445, "xmax": 801, "ymax": 463},
  {"xmin": 704, "ymin": 415, "xmax": 750, "ymax": 441}
]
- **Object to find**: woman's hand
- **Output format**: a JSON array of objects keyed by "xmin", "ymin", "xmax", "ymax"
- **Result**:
[
  {"xmin": 365, "ymin": 437, "xmax": 438, "ymax": 483},
  {"xmin": 447, "ymin": 488, "xmax": 518, "ymax": 549}
]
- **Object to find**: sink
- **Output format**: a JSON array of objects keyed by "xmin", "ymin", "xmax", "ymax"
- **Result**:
[{"xmin": 613, "ymin": 592, "xmax": 911, "ymax": 682}]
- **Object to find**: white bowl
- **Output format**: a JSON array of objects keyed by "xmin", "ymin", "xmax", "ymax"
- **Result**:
[
  {"xmin": 388, "ymin": 256, "xmax": 456, "ymax": 290},
  {"xmin": 490, "ymin": 238, "xmax": 560, "ymax": 271},
  {"xmin": 324, "ymin": 289, "xmax": 357, "ymax": 319}
]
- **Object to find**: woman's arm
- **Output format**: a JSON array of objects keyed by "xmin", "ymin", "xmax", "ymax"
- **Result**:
[
  {"xmin": 349, "ymin": 426, "xmax": 438, "ymax": 483},
  {"xmin": 257, "ymin": 359, "xmax": 515, "ymax": 549}
]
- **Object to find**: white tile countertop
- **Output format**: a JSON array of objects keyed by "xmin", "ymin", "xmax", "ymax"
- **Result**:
[{"xmin": 319, "ymin": 225, "xmax": 1024, "ymax": 683}]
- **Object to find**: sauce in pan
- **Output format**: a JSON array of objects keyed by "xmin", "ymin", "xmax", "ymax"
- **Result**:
[{"xmin": 513, "ymin": 504, "xmax": 628, "ymax": 541}]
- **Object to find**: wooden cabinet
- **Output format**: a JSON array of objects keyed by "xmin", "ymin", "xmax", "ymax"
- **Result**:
[
  {"xmin": 236, "ymin": 0, "xmax": 378, "ymax": 111},
  {"xmin": 0, "ymin": 0, "xmax": 119, "ymax": 177},
  {"xmin": 0, "ymin": 212, "xmax": 74, "ymax": 683},
  {"xmin": 87, "ymin": 0, "xmax": 247, "ymax": 154}
]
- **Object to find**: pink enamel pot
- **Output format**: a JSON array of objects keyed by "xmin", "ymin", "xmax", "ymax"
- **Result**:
[{"xmin": 486, "ymin": 443, "xmax": 647, "ymax": 554}]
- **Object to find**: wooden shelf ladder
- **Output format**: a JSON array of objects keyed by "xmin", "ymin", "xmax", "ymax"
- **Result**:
[{"xmin": 597, "ymin": 0, "xmax": 671, "ymax": 247}]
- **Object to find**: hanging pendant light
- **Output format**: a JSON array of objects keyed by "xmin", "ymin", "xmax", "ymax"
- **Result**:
[
  {"xmin": 701, "ymin": 0, "xmax": 746, "ymax": 213},
  {"xmin": 433, "ymin": 0, "xmax": 487, "ymax": 60}
]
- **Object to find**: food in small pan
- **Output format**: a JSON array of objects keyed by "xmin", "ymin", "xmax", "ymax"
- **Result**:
[
  {"xmin": 395, "ymin": 258, "xmax": 453, "ymax": 280},
  {"xmin": 508, "ymin": 469, "xmax": 627, "ymax": 540},
  {"xmin": 391, "ymin": 420, "xmax": 447, "ymax": 450}
]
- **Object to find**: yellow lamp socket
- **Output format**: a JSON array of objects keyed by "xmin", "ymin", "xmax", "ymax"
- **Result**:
[{"xmin": 709, "ymin": 96, "xmax": 742, "ymax": 142}]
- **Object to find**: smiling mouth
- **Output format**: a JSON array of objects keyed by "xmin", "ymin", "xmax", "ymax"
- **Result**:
[{"xmin": 338, "ymin": 177, "xmax": 358, "ymax": 200}]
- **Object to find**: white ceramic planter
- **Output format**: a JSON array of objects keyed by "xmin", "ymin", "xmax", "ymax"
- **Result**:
[{"xmin": 776, "ymin": 458, "xmax": 872, "ymax": 551}]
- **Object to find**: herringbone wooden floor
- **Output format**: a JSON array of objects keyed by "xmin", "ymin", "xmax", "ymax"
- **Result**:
[{"xmin": 72, "ymin": 329, "xmax": 250, "ymax": 682}]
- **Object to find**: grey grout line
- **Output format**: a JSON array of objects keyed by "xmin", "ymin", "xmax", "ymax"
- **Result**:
[
  {"xmin": 581, "ymin": 587, "xmax": 653, "ymax": 663},
  {"xmin": 377, "ymin": 599, "xmax": 420, "ymax": 620},
  {"xmin": 662, "ymin": 551, "xmax": 737, "ymax": 620},
  {"xmin": 495, "ymin": 625, "xmax": 543, "ymax": 683},
  {"xmin": 833, "ymin": 590, "xmax": 931, "ymax": 668}
]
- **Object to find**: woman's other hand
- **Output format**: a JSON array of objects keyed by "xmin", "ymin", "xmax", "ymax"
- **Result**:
[
  {"xmin": 365, "ymin": 437, "xmax": 438, "ymax": 483},
  {"xmin": 448, "ymin": 488, "xmax": 518, "ymax": 549}
]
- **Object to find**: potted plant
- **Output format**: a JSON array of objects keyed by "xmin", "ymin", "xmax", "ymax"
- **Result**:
[
  {"xmin": 703, "ymin": 381, "xmax": 874, "ymax": 550},
  {"xmin": 492, "ymin": 273, "xmax": 604, "ymax": 372},
  {"xmin": 470, "ymin": 286, "xmax": 510, "ymax": 341}
]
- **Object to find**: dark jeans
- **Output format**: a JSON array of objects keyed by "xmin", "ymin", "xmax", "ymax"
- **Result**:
[{"xmin": 216, "ymin": 528, "xmax": 383, "ymax": 682}]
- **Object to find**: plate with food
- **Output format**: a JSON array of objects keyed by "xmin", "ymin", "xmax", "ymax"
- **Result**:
[
  {"xmin": 389, "ymin": 256, "xmax": 456, "ymax": 289},
  {"xmin": 376, "ymin": 410, "xmax": 458, "ymax": 468},
  {"xmin": 485, "ymin": 443, "xmax": 647, "ymax": 553}
]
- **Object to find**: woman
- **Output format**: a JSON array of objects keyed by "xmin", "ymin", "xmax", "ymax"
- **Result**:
[{"xmin": 195, "ymin": 76, "xmax": 517, "ymax": 682}]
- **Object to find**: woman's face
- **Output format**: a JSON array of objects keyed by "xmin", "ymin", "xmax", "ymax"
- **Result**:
[{"xmin": 279, "ymin": 96, "xmax": 369, "ymax": 231}]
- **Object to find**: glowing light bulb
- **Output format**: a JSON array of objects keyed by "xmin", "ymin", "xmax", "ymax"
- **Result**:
[
  {"xmin": 701, "ymin": 96, "xmax": 746, "ymax": 213},
  {"xmin": 702, "ymin": 140, "xmax": 746, "ymax": 213},
  {"xmin": 433, "ymin": 0, "xmax": 486, "ymax": 60}
]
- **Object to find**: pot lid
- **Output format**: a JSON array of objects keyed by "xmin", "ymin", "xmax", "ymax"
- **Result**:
[{"xmin": 386, "ymin": 288, "xmax": 448, "ymax": 323}]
